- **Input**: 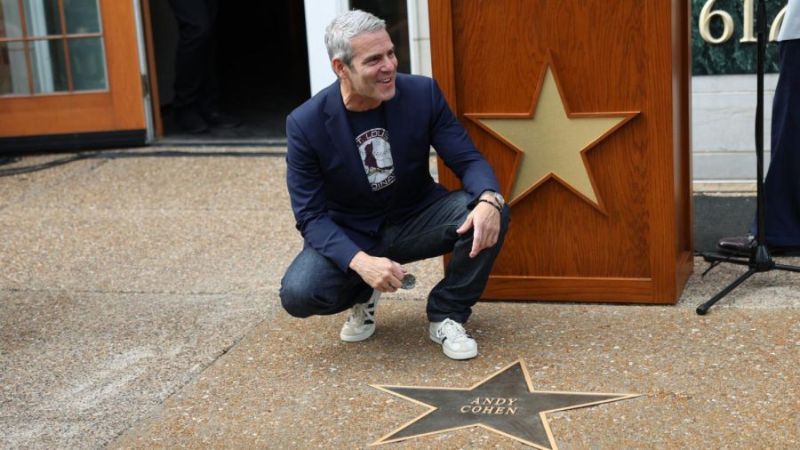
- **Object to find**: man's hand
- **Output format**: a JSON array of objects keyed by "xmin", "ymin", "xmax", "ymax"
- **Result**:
[
  {"xmin": 349, "ymin": 251, "xmax": 406, "ymax": 292},
  {"xmin": 456, "ymin": 194, "xmax": 502, "ymax": 258}
]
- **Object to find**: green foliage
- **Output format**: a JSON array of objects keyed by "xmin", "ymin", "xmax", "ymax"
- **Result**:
[{"xmin": 692, "ymin": 0, "xmax": 783, "ymax": 75}]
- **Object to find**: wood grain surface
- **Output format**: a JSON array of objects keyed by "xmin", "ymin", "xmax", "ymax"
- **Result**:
[{"xmin": 430, "ymin": 0, "xmax": 693, "ymax": 303}]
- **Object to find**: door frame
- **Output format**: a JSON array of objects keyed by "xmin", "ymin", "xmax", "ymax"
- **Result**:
[{"xmin": 133, "ymin": 0, "xmax": 158, "ymax": 142}]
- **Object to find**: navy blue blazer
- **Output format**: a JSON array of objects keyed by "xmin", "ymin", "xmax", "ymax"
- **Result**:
[{"xmin": 286, "ymin": 73, "xmax": 500, "ymax": 272}]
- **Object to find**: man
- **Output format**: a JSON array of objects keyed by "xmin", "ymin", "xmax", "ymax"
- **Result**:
[
  {"xmin": 167, "ymin": 0, "xmax": 239, "ymax": 133},
  {"xmin": 279, "ymin": 10, "xmax": 509, "ymax": 360},
  {"xmin": 719, "ymin": 0, "xmax": 800, "ymax": 253}
]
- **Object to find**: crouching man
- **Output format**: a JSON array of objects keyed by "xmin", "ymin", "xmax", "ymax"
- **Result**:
[{"xmin": 280, "ymin": 10, "xmax": 509, "ymax": 360}]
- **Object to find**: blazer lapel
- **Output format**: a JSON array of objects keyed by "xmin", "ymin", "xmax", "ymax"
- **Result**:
[{"xmin": 323, "ymin": 82, "xmax": 374, "ymax": 196}]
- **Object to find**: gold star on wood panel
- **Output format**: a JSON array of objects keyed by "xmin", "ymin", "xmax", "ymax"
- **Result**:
[{"xmin": 466, "ymin": 61, "xmax": 638, "ymax": 212}]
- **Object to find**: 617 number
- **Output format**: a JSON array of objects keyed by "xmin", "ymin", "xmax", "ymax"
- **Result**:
[{"xmin": 699, "ymin": 0, "xmax": 788, "ymax": 44}]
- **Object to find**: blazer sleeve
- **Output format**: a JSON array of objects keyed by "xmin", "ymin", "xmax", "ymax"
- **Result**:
[
  {"xmin": 427, "ymin": 79, "xmax": 501, "ymax": 204},
  {"xmin": 286, "ymin": 114, "xmax": 361, "ymax": 272}
]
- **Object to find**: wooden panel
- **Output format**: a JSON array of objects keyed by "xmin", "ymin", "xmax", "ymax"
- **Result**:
[
  {"xmin": 429, "ymin": 0, "xmax": 460, "ymax": 191},
  {"xmin": 0, "ymin": 0, "xmax": 145, "ymax": 137},
  {"xmin": 430, "ymin": 0, "xmax": 692, "ymax": 303},
  {"xmin": 141, "ymin": 0, "xmax": 163, "ymax": 137},
  {"xmin": 673, "ymin": 0, "xmax": 694, "ymax": 297},
  {"xmin": 484, "ymin": 277, "xmax": 654, "ymax": 303}
]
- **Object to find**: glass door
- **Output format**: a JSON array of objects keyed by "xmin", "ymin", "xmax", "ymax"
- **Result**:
[{"xmin": 0, "ymin": 0, "xmax": 146, "ymax": 144}]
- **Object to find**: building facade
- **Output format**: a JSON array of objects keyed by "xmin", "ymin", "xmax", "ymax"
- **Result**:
[{"xmin": 0, "ymin": 0, "xmax": 788, "ymax": 181}]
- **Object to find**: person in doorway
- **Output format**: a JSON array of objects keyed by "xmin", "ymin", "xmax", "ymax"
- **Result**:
[
  {"xmin": 167, "ymin": 0, "xmax": 240, "ymax": 133},
  {"xmin": 718, "ymin": 0, "xmax": 800, "ymax": 254},
  {"xmin": 279, "ymin": 10, "xmax": 509, "ymax": 360}
]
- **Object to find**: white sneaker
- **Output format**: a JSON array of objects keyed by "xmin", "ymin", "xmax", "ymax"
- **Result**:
[
  {"xmin": 340, "ymin": 290, "xmax": 380, "ymax": 342},
  {"xmin": 429, "ymin": 318, "xmax": 478, "ymax": 360}
]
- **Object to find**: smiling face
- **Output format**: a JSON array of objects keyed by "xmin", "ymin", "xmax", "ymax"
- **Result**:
[{"xmin": 334, "ymin": 30, "xmax": 398, "ymax": 111}]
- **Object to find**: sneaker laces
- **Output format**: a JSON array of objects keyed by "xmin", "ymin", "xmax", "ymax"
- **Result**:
[
  {"xmin": 438, "ymin": 318, "xmax": 470, "ymax": 343},
  {"xmin": 346, "ymin": 299, "xmax": 375, "ymax": 326}
]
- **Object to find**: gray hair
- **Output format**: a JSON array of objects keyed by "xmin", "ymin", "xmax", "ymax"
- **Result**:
[{"xmin": 324, "ymin": 10, "xmax": 386, "ymax": 67}]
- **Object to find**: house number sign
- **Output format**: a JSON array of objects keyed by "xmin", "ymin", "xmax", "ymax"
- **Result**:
[{"xmin": 699, "ymin": 0, "xmax": 787, "ymax": 44}]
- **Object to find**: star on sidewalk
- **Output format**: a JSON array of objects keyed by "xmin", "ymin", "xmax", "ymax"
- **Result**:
[
  {"xmin": 466, "ymin": 62, "xmax": 638, "ymax": 212},
  {"xmin": 371, "ymin": 360, "xmax": 639, "ymax": 449}
]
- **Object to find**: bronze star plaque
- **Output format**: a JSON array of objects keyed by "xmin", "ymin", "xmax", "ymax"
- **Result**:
[{"xmin": 371, "ymin": 360, "xmax": 638, "ymax": 449}]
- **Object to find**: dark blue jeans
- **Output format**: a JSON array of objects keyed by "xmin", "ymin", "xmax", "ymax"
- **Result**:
[{"xmin": 280, "ymin": 190, "xmax": 510, "ymax": 324}]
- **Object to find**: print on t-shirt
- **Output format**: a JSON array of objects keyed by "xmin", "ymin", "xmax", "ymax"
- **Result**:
[{"xmin": 355, "ymin": 127, "xmax": 395, "ymax": 191}]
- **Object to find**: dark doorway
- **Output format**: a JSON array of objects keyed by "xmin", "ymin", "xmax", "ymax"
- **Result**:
[{"xmin": 148, "ymin": 0, "xmax": 310, "ymax": 143}]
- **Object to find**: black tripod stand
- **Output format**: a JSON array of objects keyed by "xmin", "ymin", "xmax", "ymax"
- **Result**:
[{"xmin": 697, "ymin": 0, "xmax": 800, "ymax": 315}]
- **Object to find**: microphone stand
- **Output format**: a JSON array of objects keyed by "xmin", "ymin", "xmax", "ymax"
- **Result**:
[{"xmin": 696, "ymin": 0, "xmax": 800, "ymax": 315}]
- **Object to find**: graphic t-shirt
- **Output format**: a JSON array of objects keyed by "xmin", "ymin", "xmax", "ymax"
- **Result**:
[{"xmin": 347, "ymin": 105, "xmax": 396, "ymax": 202}]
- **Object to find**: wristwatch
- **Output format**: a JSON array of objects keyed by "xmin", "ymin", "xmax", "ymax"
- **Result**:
[{"xmin": 485, "ymin": 190, "xmax": 505, "ymax": 208}]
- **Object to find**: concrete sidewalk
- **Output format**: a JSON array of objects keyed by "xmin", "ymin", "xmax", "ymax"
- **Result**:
[{"xmin": 1, "ymin": 148, "xmax": 799, "ymax": 449}]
